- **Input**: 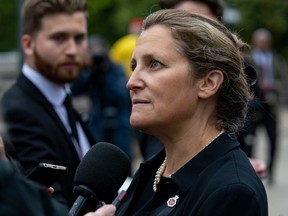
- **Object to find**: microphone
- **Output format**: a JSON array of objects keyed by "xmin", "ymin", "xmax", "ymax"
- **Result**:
[{"xmin": 68, "ymin": 142, "xmax": 131, "ymax": 216}]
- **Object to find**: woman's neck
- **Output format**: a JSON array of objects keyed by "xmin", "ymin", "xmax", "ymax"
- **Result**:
[{"xmin": 162, "ymin": 128, "xmax": 223, "ymax": 177}]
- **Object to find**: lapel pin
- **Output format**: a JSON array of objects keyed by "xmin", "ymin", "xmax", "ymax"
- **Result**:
[{"xmin": 167, "ymin": 195, "xmax": 179, "ymax": 208}]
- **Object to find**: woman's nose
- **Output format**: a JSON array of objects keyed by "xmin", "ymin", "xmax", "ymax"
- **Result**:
[{"xmin": 126, "ymin": 69, "xmax": 143, "ymax": 91}]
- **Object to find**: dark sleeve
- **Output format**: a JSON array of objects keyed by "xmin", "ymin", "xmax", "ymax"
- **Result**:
[
  {"xmin": 0, "ymin": 159, "xmax": 68, "ymax": 216},
  {"xmin": 3, "ymin": 105, "xmax": 59, "ymax": 171},
  {"xmin": 198, "ymin": 184, "xmax": 267, "ymax": 216},
  {"xmin": 2, "ymin": 104, "xmax": 70, "ymax": 207},
  {"xmin": 1, "ymin": 132, "xmax": 26, "ymax": 175}
]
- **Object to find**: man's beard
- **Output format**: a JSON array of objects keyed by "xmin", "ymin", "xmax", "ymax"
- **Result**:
[{"xmin": 34, "ymin": 48, "xmax": 82, "ymax": 85}]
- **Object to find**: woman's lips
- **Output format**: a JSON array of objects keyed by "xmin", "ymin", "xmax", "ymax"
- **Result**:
[{"xmin": 132, "ymin": 99, "xmax": 150, "ymax": 105}]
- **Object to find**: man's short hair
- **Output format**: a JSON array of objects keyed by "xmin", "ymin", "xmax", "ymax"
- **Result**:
[{"xmin": 22, "ymin": 0, "xmax": 87, "ymax": 37}]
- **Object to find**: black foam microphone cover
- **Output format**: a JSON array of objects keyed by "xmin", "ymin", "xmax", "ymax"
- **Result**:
[{"xmin": 74, "ymin": 142, "xmax": 131, "ymax": 203}]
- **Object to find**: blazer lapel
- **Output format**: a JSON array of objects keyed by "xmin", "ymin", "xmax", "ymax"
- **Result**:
[{"xmin": 16, "ymin": 74, "xmax": 85, "ymax": 157}]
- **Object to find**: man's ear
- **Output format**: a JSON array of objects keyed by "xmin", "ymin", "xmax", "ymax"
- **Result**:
[
  {"xmin": 198, "ymin": 70, "xmax": 224, "ymax": 99},
  {"xmin": 21, "ymin": 35, "xmax": 34, "ymax": 56}
]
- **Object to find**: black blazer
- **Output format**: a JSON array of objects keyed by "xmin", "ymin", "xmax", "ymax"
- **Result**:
[
  {"xmin": 0, "ymin": 159, "xmax": 67, "ymax": 216},
  {"xmin": 0, "ymin": 73, "xmax": 95, "ymax": 208},
  {"xmin": 116, "ymin": 133, "xmax": 268, "ymax": 216}
]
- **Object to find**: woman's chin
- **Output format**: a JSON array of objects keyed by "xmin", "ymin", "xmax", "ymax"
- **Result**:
[
  {"xmin": 130, "ymin": 117, "xmax": 147, "ymax": 131},
  {"xmin": 130, "ymin": 121, "xmax": 144, "ymax": 130}
]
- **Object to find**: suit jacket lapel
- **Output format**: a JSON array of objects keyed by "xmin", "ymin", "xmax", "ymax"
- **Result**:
[{"xmin": 16, "ymin": 74, "xmax": 86, "ymax": 157}]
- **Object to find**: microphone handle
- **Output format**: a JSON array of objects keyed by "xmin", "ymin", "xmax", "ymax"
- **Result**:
[
  {"xmin": 69, "ymin": 185, "xmax": 100, "ymax": 216},
  {"xmin": 86, "ymin": 190, "xmax": 127, "ymax": 215},
  {"xmin": 69, "ymin": 195, "xmax": 98, "ymax": 216},
  {"xmin": 112, "ymin": 190, "xmax": 127, "ymax": 208},
  {"xmin": 68, "ymin": 195, "xmax": 87, "ymax": 216}
]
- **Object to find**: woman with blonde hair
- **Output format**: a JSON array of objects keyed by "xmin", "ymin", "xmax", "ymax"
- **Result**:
[{"xmin": 115, "ymin": 9, "xmax": 268, "ymax": 216}]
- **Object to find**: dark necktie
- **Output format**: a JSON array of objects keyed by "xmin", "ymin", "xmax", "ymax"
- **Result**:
[{"xmin": 63, "ymin": 94, "xmax": 79, "ymax": 143}]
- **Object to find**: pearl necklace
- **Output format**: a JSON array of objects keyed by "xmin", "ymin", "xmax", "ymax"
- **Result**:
[{"xmin": 153, "ymin": 130, "xmax": 224, "ymax": 192}]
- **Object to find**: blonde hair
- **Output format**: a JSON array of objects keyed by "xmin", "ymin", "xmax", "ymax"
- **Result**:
[{"xmin": 142, "ymin": 9, "xmax": 251, "ymax": 134}]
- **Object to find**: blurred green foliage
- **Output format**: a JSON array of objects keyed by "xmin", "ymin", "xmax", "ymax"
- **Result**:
[
  {"xmin": 0, "ymin": 0, "xmax": 19, "ymax": 52},
  {"xmin": 0, "ymin": 0, "xmax": 288, "ymax": 58},
  {"xmin": 226, "ymin": 0, "xmax": 288, "ymax": 57},
  {"xmin": 87, "ymin": 0, "xmax": 158, "ymax": 45}
]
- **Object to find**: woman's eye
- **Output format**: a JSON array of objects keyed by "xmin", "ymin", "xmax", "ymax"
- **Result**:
[
  {"xmin": 130, "ymin": 61, "xmax": 136, "ymax": 71},
  {"xmin": 150, "ymin": 60, "xmax": 162, "ymax": 69}
]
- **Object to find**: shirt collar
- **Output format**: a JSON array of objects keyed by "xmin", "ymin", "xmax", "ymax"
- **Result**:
[
  {"xmin": 22, "ymin": 64, "xmax": 69, "ymax": 106},
  {"xmin": 172, "ymin": 133, "xmax": 239, "ymax": 192},
  {"xmin": 143, "ymin": 133, "xmax": 239, "ymax": 194}
]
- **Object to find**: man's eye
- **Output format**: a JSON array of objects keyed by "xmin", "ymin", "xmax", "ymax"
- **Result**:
[
  {"xmin": 75, "ymin": 35, "xmax": 85, "ymax": 44},
  {"xmin": 52, "ymin": 35, "xmax": 65, "ymax": 43}
]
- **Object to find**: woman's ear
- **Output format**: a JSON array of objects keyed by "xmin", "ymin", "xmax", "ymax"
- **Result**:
[
  {"xmin": 21, "ymin": 35, "xmax": 34, "ymax": 56},
  {"xmin": 198, "ymin": 70, "xmax": 224, "ymax": 99}
]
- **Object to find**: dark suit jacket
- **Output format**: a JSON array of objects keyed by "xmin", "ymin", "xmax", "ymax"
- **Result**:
[
  {"xmin": 116, "ymin": 133, "xmax": 268, "ymax": 216},
  {"xmin": 0, "ymin": 159, "xmax": 67, "ymax": 216},
  {"xmin": 0, "ymin": 73, "xmax": 95, "ymax": 208}
]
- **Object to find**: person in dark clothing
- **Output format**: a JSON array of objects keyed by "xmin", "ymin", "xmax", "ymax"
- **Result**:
[
  {"xmin": 0, "ymin": 158, "xmax": 67, "ymax": 216},
  {"xmin": 116, "ymin": 9, "xmax": 268, "ymax": 215},
  {"xmin": 136, "ymin": 0, "xmax": 267, "ymax": 179},
  {"xmin": 0, "ymin": 0, "xmax": 96, "ymax": 210},
  {"xmin": 0, "ymin": 136, "xmax": 115, "ymax": 216},
  {"xmin": 0, "ymin": 157, "xmax": 116, "ymax": 216},
  {"xmin": 138, "ymin": 0, "xmax": 225, "ymax": 162}
]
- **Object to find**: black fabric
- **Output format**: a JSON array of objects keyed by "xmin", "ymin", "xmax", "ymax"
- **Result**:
[
  {"xmin": 63, "ymin": 94, "xmax": 79, "ymax": 142},
  {"xmin": 0, "ymin": 159, "xmax": 68, "ymax": 216},
  {"xmin": 129, "ymin": 176, "xmax": 181, "ymax": 216},
  {"xmin": 0, "ymin": 73, "xmax": 96, "ymax": 208},
  {"xmin": 116, "ymin": 133, "xmax": 268, "ymax": 216}
]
